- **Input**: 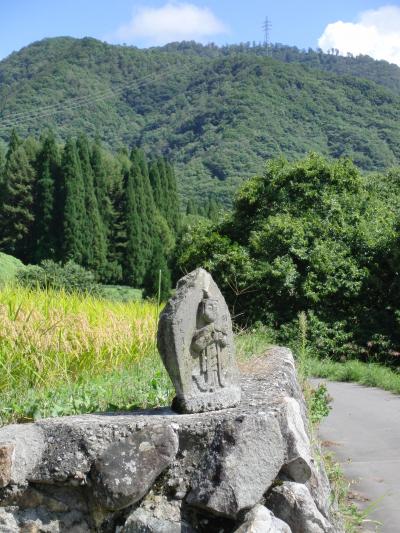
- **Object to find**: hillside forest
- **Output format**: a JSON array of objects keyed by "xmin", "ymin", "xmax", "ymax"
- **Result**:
[{"xmin": 2, "ymin": 38, "xmax": 400, "ymax": 205}]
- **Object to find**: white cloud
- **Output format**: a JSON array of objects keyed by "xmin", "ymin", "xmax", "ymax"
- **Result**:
[
  {"xmin": 318, "ymin": 5, "xmax": 400, "ymax": 66},
  {"xmin": 110, "ymin": 2, "xmax": 228, "ymax": 45}
]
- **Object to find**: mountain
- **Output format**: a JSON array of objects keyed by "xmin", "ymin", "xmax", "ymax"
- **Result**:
[{"xmin": 1, "ymin": 37, "xmax": 400, "ymax": 204}]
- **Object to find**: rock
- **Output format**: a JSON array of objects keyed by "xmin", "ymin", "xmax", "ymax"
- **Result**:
[
  {"xmin": 91, "ymin": 425, "xmax": 179, "ymax": 510},
  {"xmin": 266, "ymin": 481, "xmax": 334, "ymax": 533},
  {"xmin": 234, "ymin": 504, "xmax": 292, "ymax": 533},
  {"xmin": 157, "ymin": 268, "xmax": 241, "ymax": 413},
  {"xmin": 0, "ymin": 506, "xmax": 90, "ymax": 533},
  {"xmin": 187, "ymin": 412, "xmax": 284, "ymax": 519},
  {"xmin": 0, "ymin": 444, "xmax": 14, "ymax": 488},
  {"xmin": 0, "ymin": 425, "xmax": 45, "ymax": 485},
  {"xmin": 279, "ymin": 397, "xmax": 312, "ymax": 483},
  {"xmin": 121, "ymin": 498, "xmax": 194, "ymax": 533},
  {"xmin": 0, "ymin": 508, "xmax": 19, "ymax": 533},
  {"xmin": 306, "ymin": 446, "xmax": 332, "ymax": 519}
]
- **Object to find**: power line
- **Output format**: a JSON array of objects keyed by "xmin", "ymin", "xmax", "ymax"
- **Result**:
[{"xmin": 0, "ymin": 65, "xmax": 178, "ymax": 133}]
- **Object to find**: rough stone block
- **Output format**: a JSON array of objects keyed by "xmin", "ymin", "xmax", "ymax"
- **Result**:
[
  {"xmin": 187, "ymin": 412, "xmax": 284, "ymax": 518},
  {"xmin": 266, "ymin": 481, "xmax": 334, "ymax": 533},
  {"xmin": 91, "ymin": 425, "xmax": 178, "ymax": 510},
  {"xmin": 234, "ymin": 504, "xmax": 292, "ymax": 532},
  {"xmin": 121, "ymin": 498, "xmax": 194, "ymax": 533},
  {"xmin": 279, "ymin": 397, "xmax": 312, "ymax": 483}
]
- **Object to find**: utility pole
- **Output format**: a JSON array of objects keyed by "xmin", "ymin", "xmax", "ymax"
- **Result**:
[{"xmin": 263, "ymin": 16, "xmax": 272, "ymax": 56}]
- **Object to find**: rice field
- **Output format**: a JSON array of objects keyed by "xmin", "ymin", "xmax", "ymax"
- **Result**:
[{"xmin": 0, "ymin": 284, "xmax": 173, "ymax": 424}]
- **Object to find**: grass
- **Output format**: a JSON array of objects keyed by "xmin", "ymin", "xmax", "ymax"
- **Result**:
[
  {"xmin": 100, "ymin": 284, "xmax": 142, "ymax": 302},
  {"xmin": 0, "ymin": 252, "xmax": 24, "ymax": 285},
  {"xmin": 306, "ymin": 357, "xmax": 400, "ymax": 394},
  {"xmin": 0, "ymin": 284, "xmax": 170, "ymax": 424}
]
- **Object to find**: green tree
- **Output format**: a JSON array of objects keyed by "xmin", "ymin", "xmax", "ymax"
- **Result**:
[
  {"xmin": 91, "ymin": 137, "xmax": 113, "ymax": 233},
  {"xmin": 76, "ymin": 134, "xmax": 108, "ymax": 276},
  {"xmin": 60, "ymin": 138, "xmax": 86, "ymax": 263},
  {"xmin": 178, "ymin": 153, "xmax": 397, "ymax": 360},
  {"xmin": 123, "ymin": 160, "xmax": 145, "ymax": 286},
  {"xmin": 0, "ymin": 143, "xmax": 35, "ymax": 261},
  {"xmin": 165, "ymin": 162, "xmax": 181, "ymax": 233},
  {"xmin": 149, "ymin": 160, "xmax": 163, "ymax": 209},
  {"xmin": 32, "ymin": 131, "xmax": 60, "ymax": 262},
  {"xmin": 143, "ymin": 238, "xmax": 172, "ymax": 300}
]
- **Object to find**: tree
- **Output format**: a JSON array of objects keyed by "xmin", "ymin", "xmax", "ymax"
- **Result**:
[
  {"xmin": 0, "ymin": 144, "xmax": 35, "ymax": 261},
  {"xmin": 91, "ymin": 137, "xmax": 113, "ymax": 233},
  {"xmin": 207, "ymin": 197, "xmax": 219, "ymax": 221},
  {"xmin": 165, "ymin": 162, "xmax": 181, "ymax": 233},
  {"xmin": 132, "ymin": 148, "xmax": 157, "ymax": 270},
  {"xmin": 143, "ymin": 238, "xmax": 172, "ymax": 300},
  {"xmin": 76, "ymin": 134, "xmax": 108, "ymax": 276},
  {"xmin": 178, "ymin": 154, "xmax": 396, "ymax": 360},
  {"xmin": 149, "ymin": 160, "xmax": 163, "ymax": 209},
  {"xmin": 32, "ymin": 131, "xmax": 60, "ymax": 262},
  {"xmin": 123, "ymin": 160, "xmax": 145, "ymax": 286},
  {"xmin": 60, "ymin": 138, "xmax": 86, "ymax": 263}
]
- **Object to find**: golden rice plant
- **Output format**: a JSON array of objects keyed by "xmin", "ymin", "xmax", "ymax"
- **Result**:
[{"xmin": 0, "ymin": 284, "xmax": 158, "ymax": 393}]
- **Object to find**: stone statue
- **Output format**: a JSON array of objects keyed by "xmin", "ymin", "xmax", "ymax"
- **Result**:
[
  {"xmin": 157, "ymin": 268, "xmax": 241, "ymax": 413},
  {"xmin": 191, "ymin": 290, "xmax": 228, "ymax": 392}
]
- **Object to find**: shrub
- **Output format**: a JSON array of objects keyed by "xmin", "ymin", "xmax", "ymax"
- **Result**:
[
  {"xmin": 178, "ymin": 154, "xmax": 400, "ymax": 363},
  {"xmin": 17, "ymin": 260, "xmax": 100, "ymax": 294},
  {"xmin": 0, "ymin": 252, "xmax": 24, "ymax": 285}
]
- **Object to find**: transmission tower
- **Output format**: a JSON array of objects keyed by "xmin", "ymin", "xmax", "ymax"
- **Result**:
[{"xmin": 263, "ymin": 16, "xmax": 272, "ymax": 55}]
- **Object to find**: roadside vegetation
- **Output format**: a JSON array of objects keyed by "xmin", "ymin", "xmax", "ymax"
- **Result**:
[{"xmin": 178, "ymin": 153, "xmax": 400, "ymax": 369}]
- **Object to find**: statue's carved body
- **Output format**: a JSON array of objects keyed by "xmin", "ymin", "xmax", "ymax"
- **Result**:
[{"xmin": 191, "ymin": 295, "xmax": 228, "ymax": 392}]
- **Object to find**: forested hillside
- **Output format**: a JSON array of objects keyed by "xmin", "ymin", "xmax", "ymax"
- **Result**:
[{"xmin": 1, "ymin": 37, "xmax": 400, "ymax": 204}]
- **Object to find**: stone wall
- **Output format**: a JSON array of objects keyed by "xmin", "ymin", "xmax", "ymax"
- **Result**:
[{"xmin": 0, "ymin": 348, "xmax": 343, "ymax": 532}]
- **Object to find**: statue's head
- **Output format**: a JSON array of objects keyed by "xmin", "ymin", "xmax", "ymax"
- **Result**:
[{"xmin": 201, "ymin": 290, "xmax": 218, "ymax": 324}]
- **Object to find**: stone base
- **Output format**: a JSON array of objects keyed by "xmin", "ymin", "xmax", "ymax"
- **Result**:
[
  {"xmin": 0, "ymin": 348, "xmax": 342, "ymax": 532},
  {"xmin": 172, "ymin": 386, "xmax": 242, "ymax": 414}
]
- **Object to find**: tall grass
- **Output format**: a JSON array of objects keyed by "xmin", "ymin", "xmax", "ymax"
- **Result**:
[{"xmin": 0, "ymin": 284, "xmax": 173, "ymax": 423}]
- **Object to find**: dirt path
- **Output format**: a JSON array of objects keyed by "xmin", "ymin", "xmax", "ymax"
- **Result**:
[{"xmin": 310, "ymin": 379, "xmax": 400, "ymax": 532}]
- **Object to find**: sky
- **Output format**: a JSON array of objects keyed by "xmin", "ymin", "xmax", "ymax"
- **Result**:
[{"xmin": 1, "ymin": 1, "xmax": 400, "ymax": 65}]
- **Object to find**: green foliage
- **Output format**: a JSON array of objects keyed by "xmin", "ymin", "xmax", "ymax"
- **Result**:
[
  {"xmin": 1, "ymin": 38, "xmax": 400, "ymax": 205},
  {"xmin": 0, "ymin": 252, "xmax": 24, "ymax": 285},
  {"xmin": 143, "ymin": 240, "xmax": 172, "ymax": 301},
  {"xmin": 0, "ymin": 141, "xmax": 35, "ymax": 261},
  {"xmin": 178, "ymin": 153, "xmax": 400, "ymax": 363},
  {"xmin": 308, "ymin": 384, "xmax": 331, "ymax": 425},
  {"xmin": 32, "ymin": 130, "xmax": 60, "ymax": 262},
  {"xmin": 76, "ymin": 134, "xmax": 108, "ymax": 274},
  {"xmin": 100, "ymin": 285, "xmax": 142, "ymax": 302},
  {"xmin": 61, "ymin": 137, "xmax": 87, "ymax": 263},
  {"xmin": 17, "ymin": 260, "xmax": 100, "ymax": 294},
  {"xmin": 307, "ymin": 358, "xmax": 400, "ymax": 395},
  {"xmin": 0, "ymin": 129, "xmax": 179, "ymax": 297}
]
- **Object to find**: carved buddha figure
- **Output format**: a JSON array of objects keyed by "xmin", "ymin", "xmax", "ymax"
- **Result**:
[{"xmin": 191, "ymin": 290, "xmax": 228, "ymax": 392}]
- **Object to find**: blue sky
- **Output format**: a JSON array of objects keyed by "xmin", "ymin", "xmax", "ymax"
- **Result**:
[{"xmin": 1, "ymin": 1, "xmax": 400, "ymax": 64}]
